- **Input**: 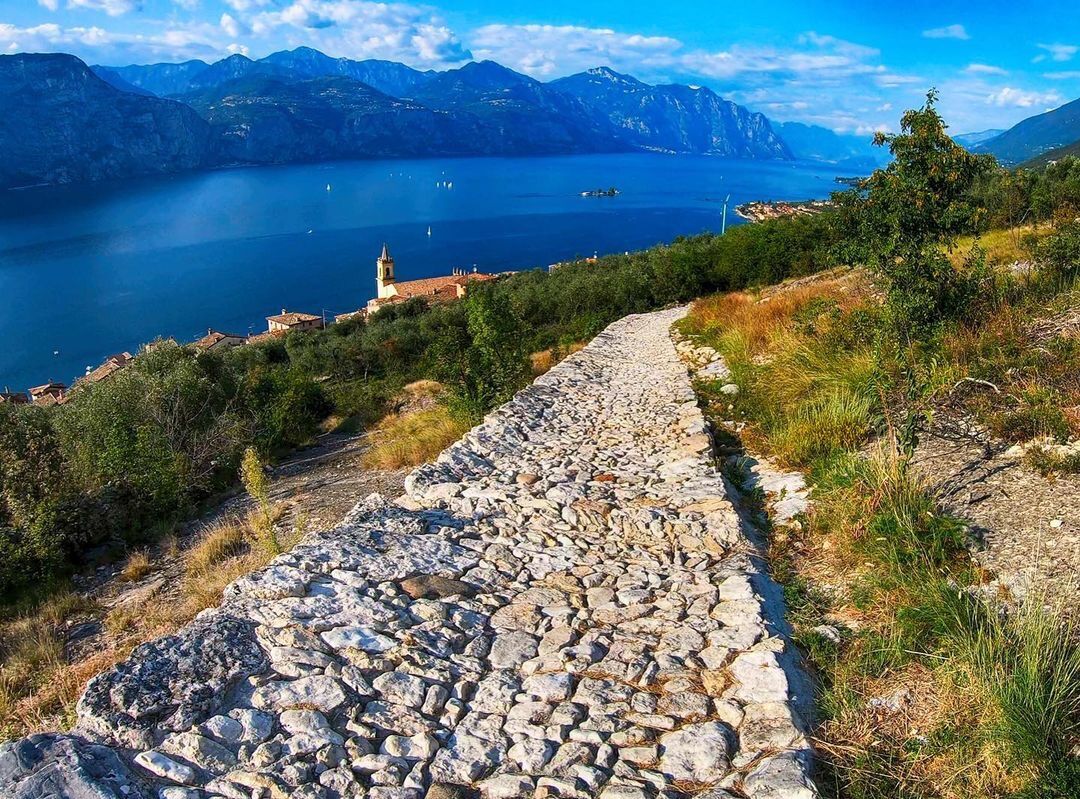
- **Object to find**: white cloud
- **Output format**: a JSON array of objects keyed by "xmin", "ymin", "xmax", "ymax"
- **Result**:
[
  {"xmin": 223, "ymin": 0, "xmax": 269, "ymax": 10},
  {"xmin": 220, "ymin": 12, "xmax": 241, "ymax": 38},
  {"xmin": 471, "ymin": 24, "xmax": 679, "ymax": 77},
  {"xmin": 0, "ymin": 20, "xmax": 234, "ymax": 62},
  {"xmin": 241, "ymin": 1, "xmax": 471, "ymax": 67},
  {"xmin": 67, "ymin": 0, "xmax": 141, "ymax": 16},
  {"xmin": 37, "ymin": 0, "xmax": 60, "ymax": 10},
  {"xmin": 1044, "ymin": 70, "xmax": 1080, "ymax": 80},
  {"xmin": 173, "ymin": 0, "xmax": 200, "ymax": 9},
  {"xmin": 986, "ymin": 86, "xmax": 1064, "ymax": 108},
  {"xmin": 964, "ymin": 63, "xmax": 1006, "ymax": 75},
  {"xmin": 1034, "ymin": 43, "xmax": 1078, "ymax": 62},
  {"xmin": 922, "ymin": 24, "xmax": 970, "ymax": 41}
]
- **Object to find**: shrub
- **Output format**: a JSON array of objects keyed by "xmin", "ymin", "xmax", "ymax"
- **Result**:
[
  {"xmin": 240, "ymin": 448, "xmax": 278, "ymax": 557},
  {"xmin": 1035, "ymin": 220, "xmax": 1080, "ymax": 283}
]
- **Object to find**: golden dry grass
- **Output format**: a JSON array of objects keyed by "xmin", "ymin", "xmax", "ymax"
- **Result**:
[
  {"xmin": 362, "ymin": 405, "xmax": 470, "ymax": 470},
  {"xmin": 402, "ymin": 379, "xmax": 444, "ymax": 397},
  {"xmin": 950, "ymin": 225, "xmax": 1051, "ymax": 268},
  {"xmin": 530, "ymin": 341, "xmax": 586, "ymax": 376},
  {"xmin": 689, "ymin": 273, "xmax": 872, "ymax": 360},
  {"xmin": 119, "ymin": 550, "xmax": 152, "ymax": 582}
]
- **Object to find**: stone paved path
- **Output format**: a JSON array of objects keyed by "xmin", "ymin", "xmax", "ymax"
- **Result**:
[{"xmin": 0, "ymin": 309, "xmax": 816, "ymax": 799}]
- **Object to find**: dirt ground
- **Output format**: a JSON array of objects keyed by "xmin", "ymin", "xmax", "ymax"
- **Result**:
[{"xmin": 913, "ymin": 432, "xmax": 1080, "ymax": 604}]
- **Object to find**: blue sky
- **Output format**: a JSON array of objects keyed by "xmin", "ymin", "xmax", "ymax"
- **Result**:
[{"xmin": 3, "ymin": 0, "xmax": 1080, "ymax": 136}]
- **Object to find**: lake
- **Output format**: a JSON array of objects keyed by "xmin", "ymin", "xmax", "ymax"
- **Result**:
[{"xmin": 0, "ymin": 153, "xmax": 840, "ymax": 392}]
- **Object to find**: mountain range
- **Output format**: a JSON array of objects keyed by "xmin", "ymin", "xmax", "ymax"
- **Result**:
[
  {"xmin": 970, "ymin": 100, "xmax": 1080, "ymax": 166},
  {"xmin": 1, "ymin": 49, "xmax": 814, "ymax": 190},
  {"xmin": 772, "ymin": 121, "xmax": 888, "ymax": 170}
]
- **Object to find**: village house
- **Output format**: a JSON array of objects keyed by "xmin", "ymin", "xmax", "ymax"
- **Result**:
[
  {"xmin": 29, "ymin": 381, "xmax": 66, "ymax": 406},
  {"xmin": 0, "ymin": 390, "xmax": 28, "ymax": 405},
  {"xmin": 266, "ymin": 309, "xmax": 323, "ymax": 334},
  {"xmin": 82, "ymin": 352, "xmax": 133, "ymax": 385},
  {"xmin": 193, "ymin": 329, "xmax": 247, "ymax": 352},
  {"xmin": 365, "ymin": 244, "xmax": 495, "ymax": 314}
]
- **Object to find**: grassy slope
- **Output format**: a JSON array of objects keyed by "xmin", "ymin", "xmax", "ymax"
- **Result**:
[{"xmin": 679, "ymin": 270, "xmax": 1080, "ymax": 798}]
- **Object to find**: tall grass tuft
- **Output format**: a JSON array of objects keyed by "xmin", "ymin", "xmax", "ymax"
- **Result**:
[
  {"xmin": 240, "ymin": 447, "xmax": 279, "ymax": 557},
  {"xmin": 363, "ymin": 406, "xmax": 470, "ymax": 470}
]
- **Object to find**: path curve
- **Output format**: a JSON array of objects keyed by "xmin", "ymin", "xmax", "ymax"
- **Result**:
[{"xmin": 0, "ymin": 309, "xmax": 816, "ymax": 799}]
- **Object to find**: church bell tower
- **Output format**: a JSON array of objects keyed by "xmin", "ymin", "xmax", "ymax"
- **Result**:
[{"xmin": 376, "ymin": 243, "xmax": 395, "ymax": 298}]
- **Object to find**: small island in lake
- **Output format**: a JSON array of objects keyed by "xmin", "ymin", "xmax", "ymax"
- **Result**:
[{"xmin": 581, "ymin": 187, "xmax": 620, "ymax": 197}]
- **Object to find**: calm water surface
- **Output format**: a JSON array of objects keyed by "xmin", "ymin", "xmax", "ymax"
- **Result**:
[{"xmin": 0, "ymin": 153, "xmax": 839, "ymax": 391}]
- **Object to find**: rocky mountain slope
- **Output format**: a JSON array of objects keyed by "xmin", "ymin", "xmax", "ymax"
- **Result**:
[
  {"xmin": 0, "ymin": 53, "xmax": 211, "ymax": 190},
  {"xmin": 408, "ymin": 61, "xmax": 618, "ymax": 155},
  {"xmin": 102, "ymin": 59, "xmax": 211, "ymax": 97},
  {"xmin": 2, "ymin": 49, "xmax": 797, "ymax": 189},
  {"xmin": 260, "ymin": 47, "xmax": 436, "ymax": 99},
  {"xmin": 186, "ymin": 74, "xmax": 489, "ymax": 163},
  {"xmin": 552, "ymin": 67, "xmax": 790, "ymax": 158}
]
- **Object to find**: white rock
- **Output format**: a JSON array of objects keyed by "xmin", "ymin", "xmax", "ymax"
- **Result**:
[
  {"xmin": 252, "ymin": 675, "xmax": 347, "ymax": 713},
  {"xmin": 321, "ymin": 625, "xmax": 396, "ymax": 653},
  {"xmin": 134, "ymin": 751, "xmax": 197, "ymax": 785},
  {"xmin": 659, "ymin": 722, "xmax": 731, "ymax": 783}
]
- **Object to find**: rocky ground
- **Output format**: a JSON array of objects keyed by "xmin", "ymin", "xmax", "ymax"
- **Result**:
[
  {"xmin": 913, "ymin": 435, "xmax": 1079, "ymax": 603},
  {"xmin": 0, "ymin": 309, "xmax": 817, "ymax": 799}
]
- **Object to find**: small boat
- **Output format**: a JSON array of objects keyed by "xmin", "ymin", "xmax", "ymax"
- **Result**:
[
  {"xmin": 326, "ymin": 183, "xmax": 332, "ymax": 192},
  {"xmin": 307, "ymin": 229, "xmax": 313, "ymax": 234},
  {"xmin": 427, "ymin": 226, "xmax": 432, "ymax": 237},
  {"xmin": 447, "ymin": 181, "xmax": 453, "ymax": 189}
]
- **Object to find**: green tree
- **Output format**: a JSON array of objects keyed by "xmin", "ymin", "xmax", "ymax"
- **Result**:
[
  {"xmin": 835, "ymin": 89, "xmax": 994, "ymax": 337},
  {"xmin": 834, "ymin": 91, "xmax": 994, "ymax": 457},
  {"xmin": 442, "ymin": 288, "xmax": 530, "ymax": 420}
]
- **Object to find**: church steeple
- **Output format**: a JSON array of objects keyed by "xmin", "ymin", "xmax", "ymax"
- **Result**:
[{"xmin": 376, "ymin": 243, "xmax": 395, "ymax": 298}]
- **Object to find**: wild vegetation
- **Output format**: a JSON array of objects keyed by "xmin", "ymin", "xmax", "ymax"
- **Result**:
[
  {"xmin": 0, "ymin": 449, "xmax": 299, "ymax": 739},
  {"xmin": 682, "ymin": 93, "xmax": 1080, "ymax": 797}
]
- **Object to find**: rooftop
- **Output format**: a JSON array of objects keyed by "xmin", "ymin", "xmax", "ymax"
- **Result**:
[
  {"xmin": 267, "ymin": 310, "xmax": 321, "ymax": 326},
  {"xmin": 193, "ymin": 329, "xmax": 246, "ymax": 351},
  {"xmin": 392, "ymin": 272, "xmax": 495, "ymax": 300}
]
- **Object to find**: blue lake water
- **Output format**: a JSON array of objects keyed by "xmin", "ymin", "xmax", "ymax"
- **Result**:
[{"xmin": 0, "ymin": 153, "xmax": 840, "ymax": 392}]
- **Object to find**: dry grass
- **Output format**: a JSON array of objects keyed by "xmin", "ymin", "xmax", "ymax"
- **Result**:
[
  {"xmin": 0, "ymin": 591, "xmax": 98, "ymax": 738},
  {"xmin": 362, "ymin": 405, "xmax": 470, "ymax": 470},
  {"xmin": 402, "ymin": 379, "xmax": 444, "ymax": 398},
  {"xmin": 688, "ymin": 273, "xmax": 872, "ymax": 360},
  {"xmin": 950, "ymin": 225, "xmax": 1050, "ymax": 268},
  {"xmin": 530, "ymin": 341, "xmax": 586, "ymax": 376},
  {"xmin": 0, "ymin": 507, "xmax": 296, "ymax": 742},
  {"xmin": 184, "ymin": 518, "xmax": 246, "ymax": 581},
  {"xmin": 119, "ymin": 550, "xmax": 152, "ymax": 582}
]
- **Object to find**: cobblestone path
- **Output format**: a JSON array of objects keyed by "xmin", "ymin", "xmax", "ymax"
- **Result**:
[{"xmin": 1, "ymin": 309, "xmax": 816, "ymax": 799}]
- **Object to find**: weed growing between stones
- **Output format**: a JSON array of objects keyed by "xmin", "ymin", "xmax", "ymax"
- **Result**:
[{"xmin": 241, "ymin": 447, "xmax": 281, "ymax": 557}]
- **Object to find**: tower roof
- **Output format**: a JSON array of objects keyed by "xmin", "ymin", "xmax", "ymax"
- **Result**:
[{"xmin": 380, "ymin": 243, "xmax": 392, "ymax": 261}]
